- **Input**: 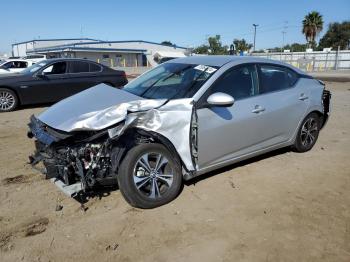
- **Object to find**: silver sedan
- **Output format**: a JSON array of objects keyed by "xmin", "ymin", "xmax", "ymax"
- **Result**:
[{"xmin": 28, "ymin": 56, "xmax": 331, "ymax": 208}]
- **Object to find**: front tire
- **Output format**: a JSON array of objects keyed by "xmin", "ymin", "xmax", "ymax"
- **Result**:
[
  {"xmin": 0, "ymin": 88, "xmax": 18, "ymax": 112},
  {"xmin": 293, "ymin": 112, "xmax": 320, "ymax": 152},
  {"xmin": 118, "ymin": 143, "xmax": 182, "ymax": 208}
]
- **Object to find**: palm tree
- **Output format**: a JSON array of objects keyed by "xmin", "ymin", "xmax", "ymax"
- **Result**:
[
  {"xmin": 302, "ymin": 11, "xmax": 324, "ymax": 48},
  {"xmin": 233, "ymin": 39, "xmax": 253, "ymax": 54}
]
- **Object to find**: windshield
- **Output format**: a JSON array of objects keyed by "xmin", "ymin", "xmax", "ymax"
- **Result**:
[
  {"xmin": 123, "ymin": 63, "xmax": 218, "ymax": 99},
  {"xmin": 21, "ymin": 60, "xmax": 48, "ymax": 74},
  {"xmin": 0, "ymin": 61, "xmax": 8, "ymax": 69}
]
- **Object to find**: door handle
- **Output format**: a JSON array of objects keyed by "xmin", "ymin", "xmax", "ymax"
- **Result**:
[
  {"xmin": 252, "ymin": 105, "xmax": 265, "ymax": 114},
  {"xmin": 299, "ymin": 93, "xmax": 309, "ymax": 101}
]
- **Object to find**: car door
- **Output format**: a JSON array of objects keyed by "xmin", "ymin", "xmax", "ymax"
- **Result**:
[
  {"xmin": 19, "ymin": 61, "xmax": 72, "ymax": 103},
  {"xmin": 197, "ymin": 64, "xmax": 268, "ymax": 169},
  {"xmin": 66, "ymin": 61, "xmax": 102, "ymax": 96},
  {"xmin": 255, "ymin": 64, "xmax": 310, "ymax": 142}
]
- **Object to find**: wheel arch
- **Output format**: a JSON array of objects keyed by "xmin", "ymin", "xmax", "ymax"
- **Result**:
[
  {"xmin": 0, "ymin": 86, "xmax": 21, "ymax": 105},
  {"xmin": 309, "ymin": 109, "xmax": 327, "ymax": 129},
  {"xmin": 110, "ymin": 127, "xmax": 186, "ymax": 177},
  {"xmin": 290, "ymin": 109, "xmax": 325, "ymax": 144}
]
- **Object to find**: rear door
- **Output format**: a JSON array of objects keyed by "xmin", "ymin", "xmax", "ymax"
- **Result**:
[{"xmin": 255, "ymin": 64, "xmax": 310, "ymax": 142}]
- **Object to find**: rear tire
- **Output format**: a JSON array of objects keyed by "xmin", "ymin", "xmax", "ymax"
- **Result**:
[
  {"xmin": 292, "ymin": 112, "xmax": 320, "ymax": 152},
  {"xmin": 0, "ymin": 88, "xmax": 18, "ymax": 112},
  {"xmin": 118, "ymin": 143, "xmax": 182, "ymax": 209}
]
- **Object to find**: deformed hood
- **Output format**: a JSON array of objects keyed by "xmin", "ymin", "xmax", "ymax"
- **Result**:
[{"xmin": 37, "ymin": 84, "xmax": 167, "ymax": 132}]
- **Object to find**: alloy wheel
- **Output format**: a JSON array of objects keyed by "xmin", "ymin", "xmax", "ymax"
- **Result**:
[
  {"xmin": 300, "ymin": 118, "xmax": 318, "ymax": 147},
  {"xmin": 0, "ymin": 91, "xmax": 15, "ymax": 111},
  {"xmin": 133, "ymin": 152, "xmax": 174, "ymax": 199}
]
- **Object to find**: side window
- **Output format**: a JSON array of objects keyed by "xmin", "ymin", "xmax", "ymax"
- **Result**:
[
  {"xmin": 258, "ymin": 65, "xmax": 298, "ymax": 94},
  {"xmin": 208, "ymin": 65, "xmax": 258, "ymax": 100},
  {"xmin": 43, "ymin": 62, "xmax": 67, "ymax": 75},
  {"xmin": 69, "ymin": 61, "xmax": 90, "ymax": 73},
  {"xmin": 89, "ymin": 63, "xmax": 102, "ymax": 72},
  {"xmin": 2, "ymin": 62, "xmax": 15, "ymax": 69},
  {"xmin": 17, "ymin": 62, "xmax": 28, "ymax": 68}
]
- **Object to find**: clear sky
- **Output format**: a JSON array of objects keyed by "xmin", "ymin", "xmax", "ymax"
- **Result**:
[{"xmin": 1, "ymin": 0, "xmax": 349, "ymax": 53}]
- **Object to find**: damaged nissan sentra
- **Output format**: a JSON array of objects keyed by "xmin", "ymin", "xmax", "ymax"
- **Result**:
[{"xmin": 28, "ymin": 56, "xmax": 331, "ymax": 208}]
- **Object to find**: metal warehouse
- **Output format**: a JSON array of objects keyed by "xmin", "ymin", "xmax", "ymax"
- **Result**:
[{"xmin": 12, "ymin": 38, "xmax": 188, "ymax": 68}]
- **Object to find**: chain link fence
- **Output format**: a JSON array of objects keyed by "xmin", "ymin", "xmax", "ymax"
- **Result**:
[{"xmin": 251, "ymin": 50, "xmax": 350, "ymax": 71}]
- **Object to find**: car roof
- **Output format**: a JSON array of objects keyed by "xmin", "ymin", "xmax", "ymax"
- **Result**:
[
  {"xmin": 170, "ymin": 55, "xmax": 304, "ymax": 74},
  {"xmin": 3, "ymin": 59, "xmax": 29, "ymax": 62},
  {"xmin": 42, "ymin": 58, "xmax": 100, "ymax": 63}
]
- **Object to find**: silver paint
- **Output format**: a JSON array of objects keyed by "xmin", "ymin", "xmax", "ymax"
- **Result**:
[{"xmin": 36, "ymin": 56, "xmax": 328, "ymax": 177}]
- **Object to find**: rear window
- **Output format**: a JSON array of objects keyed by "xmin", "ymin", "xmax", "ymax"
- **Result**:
[
  {"xmin": 69, "ymin": 61, "xmax": 90, "ymax": 73},
  {"xmin": 89, "ymin": 63, "xmax": 102, "ymax": 72},
  {"xmin": 258, "ymin": 65, "xmax": 298, "ymax": 94}
]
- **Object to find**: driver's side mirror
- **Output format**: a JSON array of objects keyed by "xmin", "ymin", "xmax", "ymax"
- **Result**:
[{"xmin": 206, "ymin": 92, "xmax": 234, "ymax": 107}]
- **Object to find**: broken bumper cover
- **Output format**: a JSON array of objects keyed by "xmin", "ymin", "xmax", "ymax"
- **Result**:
[{"xmin": 28, "ymin": 116, "xmax": 84, "ymax": 197}]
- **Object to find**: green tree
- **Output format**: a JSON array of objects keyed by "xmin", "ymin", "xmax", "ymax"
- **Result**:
[
  {"xmin": 283, "ymin": 43, "xmax": 308, "ymax": 52},
  {"xmin": 302, "ymin": 11, "xmax": 324, "ymax": 48},
  {"xmin": 318, "ymin": 21, "xmax": 350, "ymax": 50},
  {"xmin": 208, "ymin": 35, "xmax": 228, "ymax": 55},
  {"xmin": 193, "ymin": 35, "xmax": 228, "ymax": 55},
  {"xmin": 233, "ymin": 38, "xmax": 253, "ymax": 53},
  {"xmin": 161, "ymin": 41, "xmax": 174, "ymax": 46},
  {"xmin": 193, "ymin": 45, "xmax": 209, "ymax": 54}
]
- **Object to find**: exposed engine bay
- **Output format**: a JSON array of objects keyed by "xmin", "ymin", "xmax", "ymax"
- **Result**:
[{"xmin": 28, "ymin": 116, "xmax": 114, "ymax": 194}]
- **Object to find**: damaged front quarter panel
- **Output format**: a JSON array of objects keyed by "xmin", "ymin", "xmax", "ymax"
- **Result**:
[{"xmin": 108, "ymin": 98, "xmax": 196, "ymax": 171}]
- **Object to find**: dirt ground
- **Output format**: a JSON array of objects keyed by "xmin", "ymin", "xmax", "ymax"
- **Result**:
[{"xmin": 0, "ymin": 82, "xmax": 349, "ymax": 262}]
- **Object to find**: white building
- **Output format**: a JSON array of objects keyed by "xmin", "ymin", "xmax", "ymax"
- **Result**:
[{"xmin": 12, "ymin": 38, "xmax": 188, "ymax": 68}]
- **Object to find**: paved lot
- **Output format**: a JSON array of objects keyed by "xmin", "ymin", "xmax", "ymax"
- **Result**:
[{"xmin": 0, "ymin": 82, "xmax": 349, "ymax": 262}]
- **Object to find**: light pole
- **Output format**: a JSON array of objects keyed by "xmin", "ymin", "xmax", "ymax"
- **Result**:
[{"xmin": 253, "ymin": 24, "xmax": 258, "ymax": 52}]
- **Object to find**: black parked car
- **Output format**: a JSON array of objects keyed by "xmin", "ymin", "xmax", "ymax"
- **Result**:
[{"xmin": 0, "ymin": 58, "xmax": 128, "ymax": 112}]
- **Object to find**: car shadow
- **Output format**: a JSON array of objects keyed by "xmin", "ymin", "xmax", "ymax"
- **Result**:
[
  {"xmin": 184, "ymin": 147, "xmax": 292, "ymax": 186},
  {"xmin": 72, "ymin": 147, "xmax": 292, "ymax": 208},
  {"xmin": 17, "ymin": 103, "xmax": 53, "ymax": 111},
  {"xmin": 74, "ymin": 185, "xmax": 119, "ymax": 210}
]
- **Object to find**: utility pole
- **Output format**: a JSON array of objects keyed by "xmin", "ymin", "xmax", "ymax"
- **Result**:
[
  {"xmin": 282, "ymin": 31, "xmax": 286, "ymax": 50},
  {"xmin": 80, "ymin": 25, "xmax": 83, "ymax": 38},
  {"xmin": 253, "ymin": 24, "xmax": 258, "ymax": 52},
  {"xmin": 280, "ymin": 21, "xmax": 288, "ymax": 60}
]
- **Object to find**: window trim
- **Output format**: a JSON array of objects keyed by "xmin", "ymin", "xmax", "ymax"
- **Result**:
[
  {"xmin": 67, "ymin": 61, "xmax": 103, "ymax": 75},
  {"xmin": 256, "ymin": 63, "xmax": 300, "ymax": 95}
]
